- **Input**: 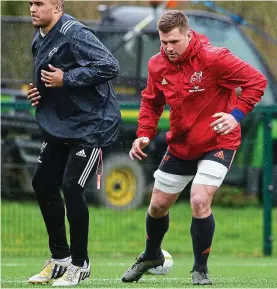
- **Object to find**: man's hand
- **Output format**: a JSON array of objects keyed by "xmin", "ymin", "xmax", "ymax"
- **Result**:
[
  {"xmin": 27, "ymin": 83, "xmax": 41, "ymax": 106},
  {"xmin": 129, "ymin": 137, "xmax": 150, "ymax": 160},
  {"xmin": 210, "ymin": 112, "xmax": 238, "ymax": 135},
  {"xmin": 41, "ymin": 64, "xmax": 64, "ymax": 87}
]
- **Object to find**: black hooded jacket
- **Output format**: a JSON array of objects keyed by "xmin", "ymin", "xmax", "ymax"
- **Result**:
[{"xmin": 32, "ymin": 13, "xmax": 121, "ymax": 147}]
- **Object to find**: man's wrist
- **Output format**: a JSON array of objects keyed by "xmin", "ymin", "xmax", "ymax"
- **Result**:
[
  {"xmin": 136, "ymin": 131, "xmax": 153, "ymax": 140},
  {"xmin": 141, "ymin": 137, "xmax": 150, "ymax": 142},
  {"xmin": 231, "ymin": 108, "xmax": 245, "ymax": 123},
  {"xmin": 63, "ymin": 73, "xmax": 70, "ymax": 87}
]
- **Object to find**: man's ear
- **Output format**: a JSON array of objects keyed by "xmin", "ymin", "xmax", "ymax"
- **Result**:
[
  {"xmin": 54, "ymin": 3, "xmax": 61, "ymax": 13},
  {"xmin": 187, "ymin": 31, "xmax": 193, "ymax": 42}
]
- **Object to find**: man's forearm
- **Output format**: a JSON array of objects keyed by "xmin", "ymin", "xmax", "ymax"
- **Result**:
[{"xmin": 63, "ymin": 64, "xmax": 119, "ymax": 87}]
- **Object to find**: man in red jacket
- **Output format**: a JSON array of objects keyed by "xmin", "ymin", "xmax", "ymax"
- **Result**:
[{"xmin": 122, "ymin": 10, "xmax": 267, "ymax": 285}]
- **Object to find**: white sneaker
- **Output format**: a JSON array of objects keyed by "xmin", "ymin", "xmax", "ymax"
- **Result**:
[
  {"xmin": 52, "ymin": 260, "xmax": 91, "ymax": 286},
  {"xmin": 28, "ymin": 256, "xmax": 71, "ymax": 284}
]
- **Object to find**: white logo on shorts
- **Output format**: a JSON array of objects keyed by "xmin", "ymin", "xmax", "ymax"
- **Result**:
[
  {"xmin": 40, "ymin": 142, "xmax": 47, "ymax": 153},
  {"xmin": 76, "ymin": 149, "xmax": 86, "ymax": 158}
]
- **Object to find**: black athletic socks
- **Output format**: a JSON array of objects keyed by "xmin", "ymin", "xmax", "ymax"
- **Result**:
[
  {"xmin": 190, "ymin": 213, "xmax": 215, "ymax": 271},
  {"xmin": 144, "ymin": 212, "xmax": 169, "ymax": 260}
]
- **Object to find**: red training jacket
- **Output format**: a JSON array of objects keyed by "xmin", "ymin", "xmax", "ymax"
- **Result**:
[{"xmin": 136, "ymin": 31, "xmax": 267, "ymax": 159}]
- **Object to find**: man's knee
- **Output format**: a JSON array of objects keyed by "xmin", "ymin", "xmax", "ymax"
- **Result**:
[
  {"xmin": 32, "ymin": 172, "xmax": 48, "ymax": 193},
  {"xmin": 149, "ymin": 187, "xmax": 180, "ymax": 217},
  {"xmin": 149, "ymin": 200, "xmax": 171, "ymax": 217},
  {"xmin": 62, "ymin": 178, "xmax": 76, "ymax": 195},
  {"xmin": 190, "ymin": 183, "xmax": 218, "ymax": 217},
  {"xmin": 32, "ymin": 167, "xmax": 62, "ymax": 193},
  {"xmin": 190, "ymin": 194, "xmax": 209, "ymax": 215},
  {"xmin": 62, "ymin": 177, "xmax": 86, "ymax": 202},
  {"xmin": 32, "ymin": 173, "xmax": 40, "ymax": 192}
]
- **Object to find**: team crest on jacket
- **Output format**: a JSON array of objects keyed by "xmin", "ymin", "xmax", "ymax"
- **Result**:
[
  {"xmin": 190, "ymin": 71, "xmax": 203, "ymax": 84},
  {"xmin": 189, "ymin": 71, "xmax": 205, "ymax": 92},
  {"xmin": 48, "ymin": 47, "xmax": 58, "ymax": 59}
]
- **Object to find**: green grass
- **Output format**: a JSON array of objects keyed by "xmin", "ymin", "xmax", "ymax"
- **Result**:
[
  {"xmin": 1, "ymin": 255, "xmax": 277, "ymax": 288},
  {"xmin": 1, "ymin": 200, "xmax": 277, "ymax": 287},
  {"xmin": 2, "ymin": 200, "xmax": 277, "ymax": 257}
]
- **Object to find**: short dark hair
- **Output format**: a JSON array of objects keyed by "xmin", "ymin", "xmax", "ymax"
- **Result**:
[
  {"xmin": 52, "ymin": 0, "xmax": 64, "ymax": 9},
  {"xmin": 157, "ymin": 10, "xmax": 189, "ymax": 33}
]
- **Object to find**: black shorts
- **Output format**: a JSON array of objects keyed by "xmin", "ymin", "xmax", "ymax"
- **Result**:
[{"xmin": 159, "ymin": 149, "xmax": 236, "ymax": 176}]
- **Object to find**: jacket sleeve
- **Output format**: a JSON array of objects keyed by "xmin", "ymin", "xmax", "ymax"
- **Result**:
[
  {"xmin": 136, "ymin": 69, "xmax": 166, "ymax": 140},
  {"xmin": 63, "ymin": 27, "xmax": 119, "ymax": 87},
  {"xmin": 213, "ymin": 48, "xmax": 267, "ymax": 115}
]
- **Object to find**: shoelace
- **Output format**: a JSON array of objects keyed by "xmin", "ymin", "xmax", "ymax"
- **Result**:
[
  {"xmin": 131, "ymin": 256, "xmax": 144, "ymax": 270},
  {"xmin": 64, "ymin": 265, "xmax": 79, "ymax": 281},
  {"xmin": 190, "ymin": 270, "xmax": 210, "ymax": 278},
  {"xmin": 43, "ymin": 259, "xmax": 52, "ymax": 268},
  {"xmin": 198, "ymin": 271, "xmax": 208, "ymax": 279}
]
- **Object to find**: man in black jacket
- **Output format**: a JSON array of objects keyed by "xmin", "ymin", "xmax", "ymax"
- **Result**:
[{"xmin": 27, "ymin": 0, "xmax": 121, "ymax": 286}]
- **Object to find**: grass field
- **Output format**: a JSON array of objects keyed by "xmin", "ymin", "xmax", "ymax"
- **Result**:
[
  {"xmin": 1, "ymin": 200, "xmax": 277, "ymax": 288},
  {"xmin": 2, "ymin": 255, "xmax": 277, "ymax": 288}
]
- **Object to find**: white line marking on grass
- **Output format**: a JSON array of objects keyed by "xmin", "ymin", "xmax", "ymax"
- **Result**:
[
  {"xmin": 2, "ymin": 263, "xmax": 26, "ymax": 267},
  {"xmin": 107, "ymin": 262, "xmax": 127, "ymax": 266},
  {"xmin": 2, "ymin": 281, "xmax": 27, "ymax": 283}
]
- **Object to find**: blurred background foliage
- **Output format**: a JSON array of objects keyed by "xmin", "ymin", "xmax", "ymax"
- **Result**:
[{"xmin": 2, "ymin": 1, "xmax": 277, "ymax": 80}]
